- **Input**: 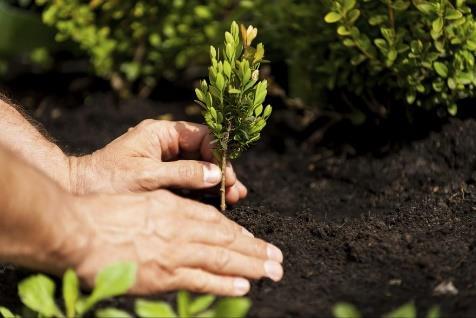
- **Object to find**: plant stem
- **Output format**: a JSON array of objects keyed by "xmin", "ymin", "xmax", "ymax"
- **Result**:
[
  {"xmin": 220, "ymin": 147, "xmax": 227, "ymax": 212},
  {"xmin": 387, "ymin": 0, "xmax": 395, "ymax": 29},
  {"xmin": 220, "ymin": 123, "xmax": 232, "ymax": 212}
]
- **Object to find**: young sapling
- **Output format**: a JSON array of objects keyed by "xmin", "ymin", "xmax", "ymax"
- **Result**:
[{"xmin": 195, "ymin": 21, "xmax": 272, "ymax": 211}]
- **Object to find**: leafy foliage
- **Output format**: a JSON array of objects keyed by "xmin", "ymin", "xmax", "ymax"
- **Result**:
[
  {"xmin": 0, "ymin": 262, "xmax": 137, "ymax": 318},
  {"xmin": 253, "ymin": 0, "xmax": 476, "ymax": 118},
  {"xmin": 195, "ymin": 21, "xmax": 271, "ymax": 160},
  {"xmin": 135, "ymin": 290, "xmax": 251, "ymax": 318},
  {"xmin": 34, "ymin": 0, "xmax": 247, "ymax": 96},
  {"xmin": 195, "ymin": 21, "xmax": 272, "ymax": 210},
  {"xmin": 333, "ymin": 302, "xmax": 441, "ymax": 318}
]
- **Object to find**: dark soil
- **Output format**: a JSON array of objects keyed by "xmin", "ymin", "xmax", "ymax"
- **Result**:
[{"xmin": 1, "ymin": 78, "xmax": 476, "ymax": 317}]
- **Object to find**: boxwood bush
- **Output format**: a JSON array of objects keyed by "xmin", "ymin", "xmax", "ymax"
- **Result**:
[
  {"xmin": 253, "ymin": 0, "xmax": 476, "ymax": 118},
  {"xmin": 35, "ymin": 0, "xmax": 250, "ymax": 96}
]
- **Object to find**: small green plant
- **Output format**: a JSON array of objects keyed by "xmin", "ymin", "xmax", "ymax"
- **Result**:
[
  {"xmin": 135, "ymin": 290, "xmax": 251, "ymax": 318},
  {"xmin": 0, "ymin": 262, "xmax": 137, "ymax": 318},
  {"xmin": 195, "ymin": 21, "xmax": 272, "ymax": 211},
  {"xmin": 333, "ymin": 302, "xmax": 441, "ymax": 318}
]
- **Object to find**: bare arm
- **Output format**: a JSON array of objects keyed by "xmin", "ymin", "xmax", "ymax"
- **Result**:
[
  {"xmin": 0, "ymin": 145, "xmax": 86, "ymax": 274},
  {"xmin": 0, "ymin": 96, "xmax": 72, "ymax": 190}
]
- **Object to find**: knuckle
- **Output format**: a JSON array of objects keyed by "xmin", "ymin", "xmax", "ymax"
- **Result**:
[
  {"xmin": 202, "ymin": 205, "xmax": 221, "ymax": 223},
  {"xmin": 137, "ymin": 119, "xmax": 156, "ymax": 129},
  {"xmin": 253, "ymin": 239, "xmax": 267, "ymax": 256},
  {"xmin": 214, "ymin": 248, "xmax": 231, "ymax": 271},
  {"xmin": 219, "ymin": 228, "xmax": 236, "ymax": 246},
  {"xmin": 191, "ymin": 272, "xmax": 210, "ymax": 293}
]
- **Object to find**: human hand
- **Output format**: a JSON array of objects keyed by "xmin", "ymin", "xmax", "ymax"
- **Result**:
[
  {"xmin": 66, "ymin": 190, "xmax": 283, "ymax": 296},
  {"xmin": 68, "ymin": 120, "xmax": 247, "ymax": 204}
]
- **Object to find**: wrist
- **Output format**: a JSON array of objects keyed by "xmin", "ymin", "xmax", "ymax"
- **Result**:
[
  {"xmin": 42, "ymin": 193, "xmax": 93, "ymax": 275},
  {"xmin": 67, "ymin": 154, "xmax": 95, "ymax": 195}
]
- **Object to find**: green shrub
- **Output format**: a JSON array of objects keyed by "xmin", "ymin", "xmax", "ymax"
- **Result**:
[
  {"xmin": 253, "ymin": 0, "xmax": 476, "ymax": 118},
  {"xmin": 36, "ymin": 0, "xmax": 249, "ymax": 96}
]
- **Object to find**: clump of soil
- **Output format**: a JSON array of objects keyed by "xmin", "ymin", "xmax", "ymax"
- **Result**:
[{"xmin": 0, "ymin": 82, "xmax": 475, "ymax": 317}]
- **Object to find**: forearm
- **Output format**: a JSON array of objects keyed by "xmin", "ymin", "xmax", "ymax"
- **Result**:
[
  {"xmin": 0, "ymin": 96, "xmax": 72, "ymax": 191},
  {"xmin": 0, "ymin": 146, "xmax": 88, "ymax": 274}
]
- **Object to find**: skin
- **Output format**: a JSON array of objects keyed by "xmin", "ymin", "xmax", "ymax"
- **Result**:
[{"xmin": 0, "ymin": 96, "xmax": 284, "ymax": 296}]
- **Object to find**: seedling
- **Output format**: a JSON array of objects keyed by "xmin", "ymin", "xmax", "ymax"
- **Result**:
[
  {"xmin": 0, "ymin": 262, "xmax": 137, "ymax": 318},
  {"xmin": 195, "ymin": 21, "xmax": 272, "ymax": 211},
  {"xmin": 333, "ymin": 302, "xmax": 440, "ymax": 318},
  {"xmin": 135, "ymin": 290, "xmax": 251, "ymax": 318}
]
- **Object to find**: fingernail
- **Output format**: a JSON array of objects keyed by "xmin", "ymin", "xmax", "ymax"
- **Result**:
[
  {"xmin": 267, "ymin": 244, "xmax": 283, "ymax": 263},
  {"xmin": 234, "ymin": 278, "xmax": 250, "ymax": 295},
  {"xmin": 241, "ymin": 227, "xmax": 254, "ymax": 238},
  {"xmin": 264, "ymin": 260, "xmax": 283, "ymax": 282},
  {"xmin": 203, "ymin": 164, "xmax": 221, "ymax": 184}
]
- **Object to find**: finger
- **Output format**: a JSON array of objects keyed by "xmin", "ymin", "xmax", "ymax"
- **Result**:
[
  {"xmin": 172, "ymin": 243, "xmax": 283, "ymax": 281},
  {"xmin": 236, "ymin": 180, "xmax": 248, "ymax": 198},
  {"xmin": 149, "ymin": 160, "xmax": 222, "ymax": 189},
  {"xmin": 224, "ymin": 162, "xmax": 237, "ymax": 187},
  {"xmin": 173, "ymin": 268, "xmax": 250, "ymax": 296},
  {"xmin": 226, "ymin": 185, "xmax": 240, "ymax": 204},
  {"xmin": 163, "ymin": 218, "xmax": 282, "ymax": 262},
  {"xmin": 152, "ymin": 190, "xmax": 253, "ymax": 238}
]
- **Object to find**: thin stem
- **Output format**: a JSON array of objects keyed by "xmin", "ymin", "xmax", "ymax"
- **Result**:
[
  {"xmin": 220, "ymin": 148, "xmax": 227, "ymax": 212},
  {"xmin": 387, "ymin": 0, "xmax": 395, "ymax": 30},
  {"xmin": 220, "ymin": 123, "xmax": 232, "ymax": 212}
]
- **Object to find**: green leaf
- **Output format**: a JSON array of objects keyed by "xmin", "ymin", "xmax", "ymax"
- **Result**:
[
  {"xmin": 135, "ymin": 300, "xmax": 177, "ymax": 318},
  {"xmin": 210, "ymin": 46, "xmax": 216, "ymax": 59},
  {"xmin": 347, "ymin": 9, "xmax": 361, "ymax": 23},
  {"xmin": 79, "ymin": 262, "xmax": 137, "ymax": 314},
  {"xmin": 337, "ymin": 26, "xmax": 350, "ymax": 36},
  {"xmin": 434, "ymin": 61, "xmax": 448, "ymax": 77},
  {"xmin": 195, "ymin": 88, "xmax": 206, "ymax": 103},
  {"xmin": 189, "ymin": 295, "xmax": 216, "ymax": 315},
  {"xmin": 432, "ymin": 17, "xmax": 444, "ymax": 35},
  {"xmin": 263, "ymin": 105, "xmax": 272, "ymax": 118},
  {"xmin": 18, "ymin": 274, "xmax": 63, "ymax": 318},
  {"xmin": 333, "ymin": 303, "xmax": 361, "ymax": 318},
  {"xmin": 427, "ymin": 306, "xmax": 441, "ymax": 318},
  {"xmin": 216, "ymin": 73, "xmax": 225, "ymax": 92},
  {"xmin": 448, "ymin": 103, "xmax": 458, "ymax": 116},
  {"xmin": 254, "ymin": 43, "xmax": 265, "ymax": 63},
  {"xmin": 445, "ymin": 9, "xmax": 463, "ymax": 20},
  {"xmin": 223, "ymin": 61, "xmax": 232, "ymax": 79},
  {"xmin": 324, "ymin": 12, "xmax": 342, "ymax": 23},
  {"xmin": 213, "ymin": 298, "xmax": 251, "ymax": 318},
  {"xmin": 384, "ymin": 303, "xmax": 416, "ymax": 318},
  {"xmin": 63, "ymin": 269, "xmax": 79, "ymax": 318},
  {"xmin": 342, "ymin": 0, "xmax": 356, "ymax": 12},
  {"xmin": 254, "ymin": 104, "xmax": 263, "ymax": 116},
  {"xmin": 415, "ymin": 2, "xmax": 436, "ymax": 15},
  {"xmin": 96, "ymin": 308, "xmax": 132, "ymax": 318},
  {"xmin": 0, "ymin": 307, "xmax": 17, "ymax": 318},
  {"xmin": 177, "ymin": 291, "xmax": 191, "ymax": 318}
]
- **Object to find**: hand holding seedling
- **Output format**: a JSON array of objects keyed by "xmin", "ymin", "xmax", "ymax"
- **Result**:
[
  {"xmin": 69, "ymin": 120, "xmax": 247, "ymax": 204},
  {"xmin": 196, "ymin": 22, "xmax": 272, "ymax": 211},
  {"xmin": 0, "ymin": 96, "xmax": 246, "ymax": 203}
]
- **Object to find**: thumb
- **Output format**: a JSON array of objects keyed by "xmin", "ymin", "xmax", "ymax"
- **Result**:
[{"xmin": 154, "ymin": 160, "xmax": 222, "ymax": 189}]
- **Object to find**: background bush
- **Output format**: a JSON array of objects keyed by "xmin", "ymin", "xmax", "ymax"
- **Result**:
[
  {"xmin": 36, "ymin": 0, "xmax": 251, "ymax": 97},
  {"xmin": 3, "ymin": 0, "xmax": 476, "ymax": 121},
  {"xmin": 252, "ymin": 0, "xmax": 476, "ymax": 119}
]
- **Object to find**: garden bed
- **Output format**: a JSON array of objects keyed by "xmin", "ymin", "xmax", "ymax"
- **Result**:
[{"xmin": 1, "ymin": 77, "xmax": 476, "ymax": 317}]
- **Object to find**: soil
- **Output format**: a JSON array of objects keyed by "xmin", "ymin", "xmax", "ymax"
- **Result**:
[{"xmin": 0, "ymin": 76, "xmax": 476, "ymax": 317}]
